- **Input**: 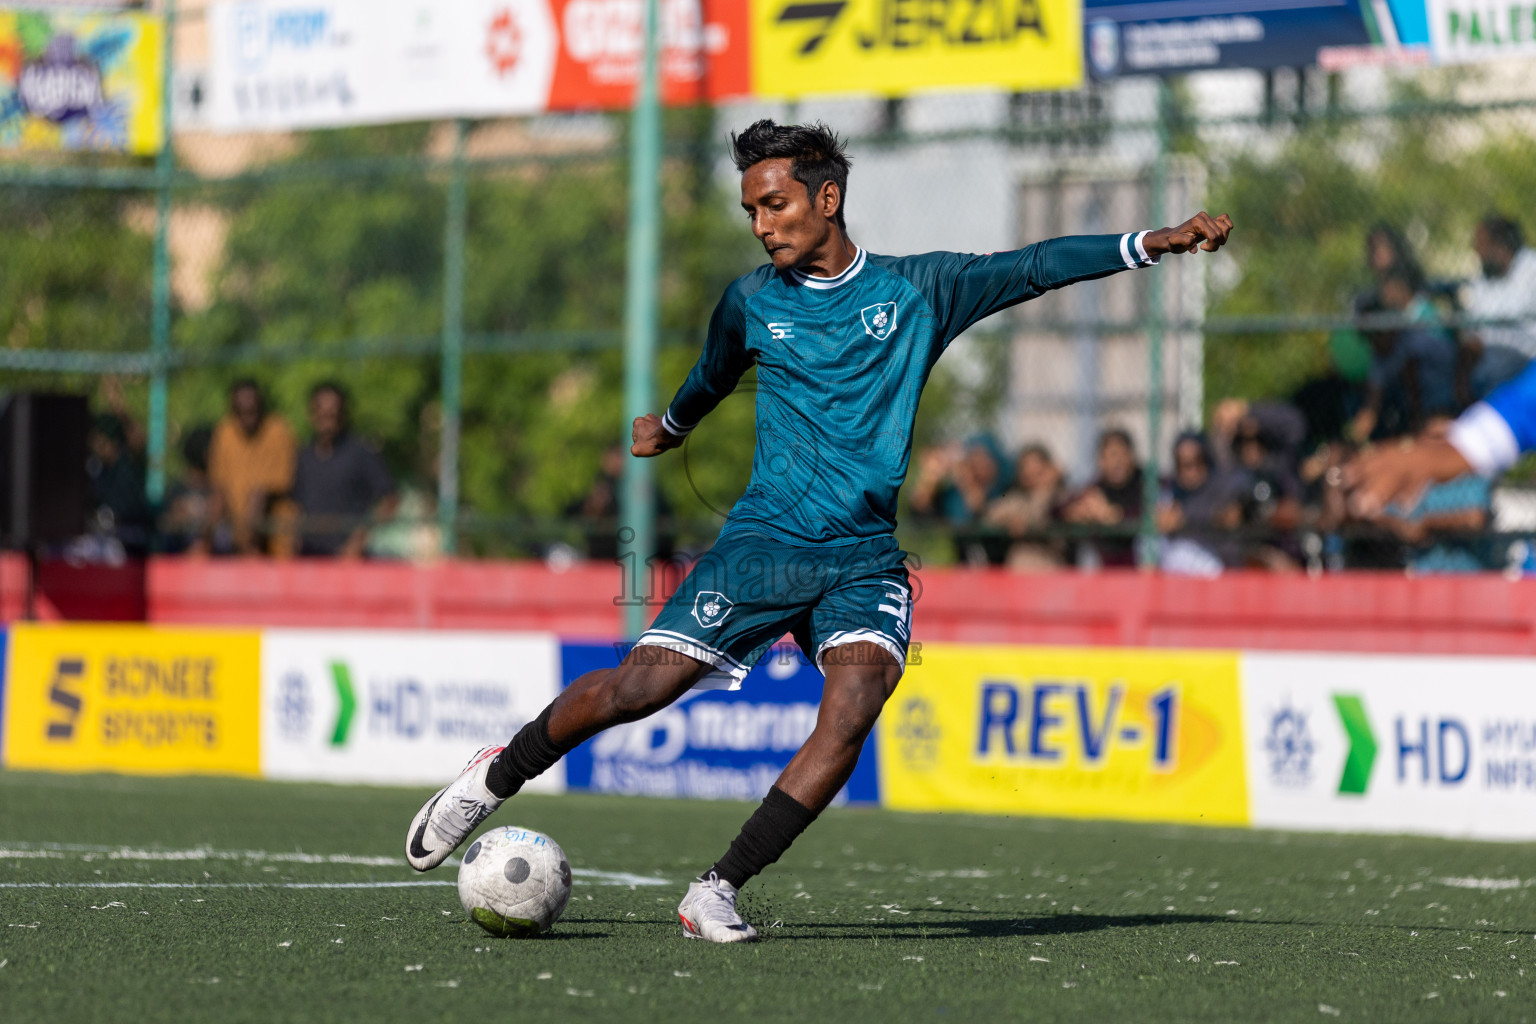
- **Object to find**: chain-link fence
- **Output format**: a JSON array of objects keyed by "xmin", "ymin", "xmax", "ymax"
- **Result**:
[{"xmin": 8, "ymin": 14, "xmax": 1536, "ymax": 571}]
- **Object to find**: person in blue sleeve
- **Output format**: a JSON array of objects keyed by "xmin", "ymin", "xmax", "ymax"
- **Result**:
[
  {"xmin": 1348, "ymin": 358, "xmax": 1536, "ymax": 516},
  {"xmin": 404, "ymin": 120, "xmax": 1233, "ymax": 942}
]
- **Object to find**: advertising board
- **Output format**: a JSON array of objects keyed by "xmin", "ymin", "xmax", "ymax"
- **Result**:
[
  {"xmin": 561, "ymin": 642, "xmax": 880, "ymax": 804},
  {"xmin": 3, "ymin": 624, "xmax": 261, "ymax": 776},
  {"xmin": 750, "ymin": 0, "xmax": 1082, "ymax": 99},
  {"xmin": 0, "ymin": 8, "xmax": 164, "ymax": 153},
  {"xmin": 260, "ymin": 629, "xmax": 564, "ymax": 788},
  {"xmin": 1244, "ymin": 651, "xmax": 1536, "ymax": 840},
  {"xmin": 878, "ymin": 643, "xmax": 1248, "ymax": 825},
  {"xmin": 207, "ymin": 0, "xmax": 748, "ymax": 132}
]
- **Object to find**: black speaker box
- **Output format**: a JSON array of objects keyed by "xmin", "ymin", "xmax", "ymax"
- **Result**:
[{"xmin": 0, "ymin": 393, "xmax": 90, "ymax": 548}]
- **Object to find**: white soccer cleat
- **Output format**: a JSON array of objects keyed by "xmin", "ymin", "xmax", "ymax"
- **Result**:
[
  {"xmin": 677, "ymin": 872, "xmax": 758, "ymax": 943},
  {"xmin": 405, "ymin": 744, "xmax": 507, "ymax": 872}
]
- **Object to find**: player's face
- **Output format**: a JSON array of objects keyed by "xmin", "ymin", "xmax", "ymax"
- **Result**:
[{"xmin": 740, "ymin": 158, "xmax": 836, "ymax": 271}]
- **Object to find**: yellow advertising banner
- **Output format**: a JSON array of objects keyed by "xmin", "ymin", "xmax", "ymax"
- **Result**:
[
  {"xmin": 0, "ymin": 9, "xmax": 164, "ymax": 154},
  {"xmin": 750, "ymin": 0, "xmax": 1081, "ymax": 99},
  {"xmin": 879, "ymin": 644, "xmax": 1248, "ymax": 825},
  {"xmin": 3, "ymin": 625, "xmax": 261, "ymax": 777}
]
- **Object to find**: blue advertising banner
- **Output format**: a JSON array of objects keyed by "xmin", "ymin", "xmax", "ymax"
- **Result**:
[
  {"xmin": 1084, "ymin": 0, "xmax": 1378, "ymax": 77},
  {"xmin": 561, "ymin": 643, "xmax": 879, "ymax": 805}
]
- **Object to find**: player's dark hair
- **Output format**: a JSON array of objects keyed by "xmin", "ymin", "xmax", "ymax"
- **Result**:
[
  {"xmin": 309, "ymin": 380, "xmax": 349, "ymax": 409},
  {"xmin": 1098, "ymin": 427, "xmax": 1135, "ymax": 455},
  {"xmin": 229, "ymin": 377, "xmax": 262, "ymax": 398},
  {"xmin": 1480, "ymin": 214, "xmax": 1524, "ymax": 254},
  {"xmin": 309, "ymin": 380, "xmax": 350, "ymax": 429},
  {"xmin": 1019, "ymin": 442, "xmax": 1054, "ymax": 464},
  {"xmin": 730, "ymin": 119, "xmax": 852, "ymax": 228},
  {"xmin": 1365, "ymin": 222, "xmax": 1424, "ymax": 293}
]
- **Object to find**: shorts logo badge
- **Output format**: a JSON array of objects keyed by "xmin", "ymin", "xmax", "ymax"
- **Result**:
[
  {"xmin": 692, "ymin": 591, "xmax": 734, "ymax": 628},
  {"xmin": 860, "ymin": 302, "xmax": 898, "ymax": 341}
]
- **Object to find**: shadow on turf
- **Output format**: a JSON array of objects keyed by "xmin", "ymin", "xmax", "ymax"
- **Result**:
[{"xmin": 755, "ymin": 910, "xmax": 1536, "ymax": 940}]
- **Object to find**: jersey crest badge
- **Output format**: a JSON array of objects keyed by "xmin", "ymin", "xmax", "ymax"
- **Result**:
[
  {"xmin": 692, "ymin": 591, "xmax": 734, "ymax": 628},
  {"xmin": 860, "ymin": 302, "xmax": 898, "ymax": 341}
]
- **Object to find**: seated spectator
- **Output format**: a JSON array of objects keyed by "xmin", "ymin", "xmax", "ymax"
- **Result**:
[
  {"xmin": 1459, "ymin": 213, "xmax": 1534, "ymax": 401},
  {"xmin": 1375, "ymin": 417, "xmax": 1492, "ymax": 574},
  {"xmin": 1231, "ymin": 418, "xmax": 1302, "ymax": 570},
  {"xmin": 1058, "ymin": 427, "xmax": 1144, "ymax": 568},
  {"xmin": 1349, "ymin": 270, "xmax": 1457, "ymax": 442},
  {"xmin": 84, "ymin": 413, "xmax": 152, "ymax": 558},
  {"xmin": 909, "ymin": 436, "xmax": 1009, "ymax": 527},
  {"xmin": 982, "ymin": 443, "xmax": 1067, "ymax": 570},
  {"xmin": 565, "ymin": 444, "xmax": 673, "ymax": 561},
  {"xmin": 290, "ymin": 382, "xmax": 397, "ymax": 558},
  {"xmin": 1211, "ymin": 398, "xmax": 1305, "ymax": 475},
  {"xmin": 209, "ymin": 379, "xmax": 296, "ymax": 555},
  {"xmin": 160, "ymin": 426, "xmax": 229, "ymax": 555},
  {"xmin": 1156, "ymin": 432, "xmax": 1249, "ymax": 576}
]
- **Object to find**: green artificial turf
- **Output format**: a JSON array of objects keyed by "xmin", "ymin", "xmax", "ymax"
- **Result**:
[{"xmin": 1, "ymin": 769, "xmax": 1533, "ymax": 1023}]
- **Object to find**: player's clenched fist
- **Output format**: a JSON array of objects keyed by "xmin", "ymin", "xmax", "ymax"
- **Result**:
[
  {"xmin": 1146, "ymin": 212, "xmax": 1234, "ymax": 256},
  {"xmin": 631, "ymin": 413, "xmax": 684, "ymax": 457}
]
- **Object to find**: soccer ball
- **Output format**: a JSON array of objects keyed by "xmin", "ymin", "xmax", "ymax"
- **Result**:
[{"xmin": 457, "ymin": 826, "xmax": 572, "ymax": 937}]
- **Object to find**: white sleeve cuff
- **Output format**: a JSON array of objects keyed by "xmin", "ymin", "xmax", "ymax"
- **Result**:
[
  {"xmin": 1448, "ymin": 401, "xmax": 1520, "ymax": 477},
  {"xmin": 661, "ymin": 409, "xmax": 694, "ymax": 438},
  {"xmin": 1120, "ymin": 230, "xmax": 1159, "ymax": 269}
]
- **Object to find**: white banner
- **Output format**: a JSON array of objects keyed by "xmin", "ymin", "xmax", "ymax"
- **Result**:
[
  {"xmin": 1427, "ymin": 0, "xmax": 1536, "ymax": 64},
  {"xmin": 1243, "ymin": 651, "xmax": 1536, "ymax": 840},
  {"xmin": 207, "ymin": 0, "xmax": 557, "ymax": 132},
  {"xmin": 260, "ymin": 629, "xmax": 563, "ymax": 789}
]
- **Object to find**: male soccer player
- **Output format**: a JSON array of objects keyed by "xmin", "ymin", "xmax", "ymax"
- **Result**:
[
  {"xmin": 1347, "ymin": 356, "xmax": 1536, "ymax": 515},
  {"xmin": 406, "ymin": 120, "xmax": 1233, "ymax": 942}
]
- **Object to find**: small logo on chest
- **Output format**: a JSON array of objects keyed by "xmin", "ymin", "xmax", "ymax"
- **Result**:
[
  {"xmin": 860, "ymin": 302, "xmax": 898, "ymax": 341},
  {"xmin": 767, "ymin": 321, "xmax": 794, "ymax": 340}
]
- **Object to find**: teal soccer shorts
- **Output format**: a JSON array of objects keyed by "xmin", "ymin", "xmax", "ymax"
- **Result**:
[{"xmin": 635, "ymin": 532, "xmax": 912, "ymax": 689}]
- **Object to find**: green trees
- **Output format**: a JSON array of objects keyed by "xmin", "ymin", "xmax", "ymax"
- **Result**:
[{"xmin": 1204, "ymin": 89, "xmax": 1536, "ymax": 408}]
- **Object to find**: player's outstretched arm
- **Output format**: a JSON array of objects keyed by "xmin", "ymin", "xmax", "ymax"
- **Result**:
[
  {"xmin": 1343, "ymin": 440, "xmax": 1473, "ymax": 518},
  {"xmin": 1143, "ymin": 212, "xmax": 1234, "ymax": 257},
  {"xmin": 632, "ymin": 413, "xmax": 684, "ymax": 458}
]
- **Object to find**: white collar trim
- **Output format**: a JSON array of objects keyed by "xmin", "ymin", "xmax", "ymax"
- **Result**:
[{"xmin": 790, "ymin": 248, "xmax": 866, "ymax": 290}]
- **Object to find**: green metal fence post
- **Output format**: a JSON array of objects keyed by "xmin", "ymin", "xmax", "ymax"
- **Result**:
[
  {"xmin": 146, "ymin": 0, "xmax": 177, "ymax": 504},
  {"xmin": 620, "ymin": 0, "xmax": 662, "ymax": 639},
  {"xmin": 1140, "ymin": 78, "xmax": 1171, "ymax": 566},
  {"xmin": 439, "ymin": 119, "xmax": 469, "ymax": 555}
]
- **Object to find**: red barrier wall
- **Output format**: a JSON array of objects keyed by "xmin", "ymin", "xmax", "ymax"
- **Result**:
[{"xmin": 6, "ymin": 553, "xmax": 1536, "ymax": 655}]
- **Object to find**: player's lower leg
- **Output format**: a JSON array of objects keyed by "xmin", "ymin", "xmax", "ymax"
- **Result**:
[
  {"xmin": 406, "ymin": 650, "xmax": 710, "ymax": 871},
  {"xmin": 680, "ymin": 643, "xmax": 901, "ymax": 942}
]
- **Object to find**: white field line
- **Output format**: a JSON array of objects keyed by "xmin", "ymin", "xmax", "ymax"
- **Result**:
[
  {"xmin": 0, "ymin": 840, "xmax": 669, "ymax": 888},
  {"xmin": 1435, "ymin": 876, "xmax": 1534, "ymax": 892}
]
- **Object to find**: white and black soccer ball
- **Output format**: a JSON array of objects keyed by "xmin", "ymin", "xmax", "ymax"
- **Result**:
[{"xmin": 457, "ymin": 826, "xmax": 572, "ymax": 937}]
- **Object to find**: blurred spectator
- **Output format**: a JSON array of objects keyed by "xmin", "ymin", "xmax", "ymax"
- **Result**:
[
  {"xmin": 565, "ymin": 444, "xmax": 673, "ymax": 561},
  {"xmin": 208, "ymin": 379, "xmax": 296, "ymax": 555},
  {"xmin": 160, "ymin": 426, "xmax": 228, "ymax": 555},
  {"xmin": 1363, "ymin": 223, "xmax": 1425, "ymax": 299},
  {"xmin": 290, "ymin": 382, "xmax": 397, "ymax": 558},
  {"xmin": 367, "ymin": 403, "xmax": 444, "ymax": 561},
  {"xmin": 1459, "ymin": 214, "xmax": 1533, "ymax": 400},
  {"xmin": 1349, "ymin": 269, "xmax": 1457, "ymax": 442},
  {"xmin": 1211, "ymin": 398, "xmax": 1305, "ymax": 474},
  {"xmin": 1375, "ymin": 417, "xmax": 1492, "ymax": 574},
  {"xmin": 910, "ymin": 436, "xmax": 1009, "ymax": 527},
  {"xmin": 1058, "ymin": 428, "xmax": 1144, "ymax": 568},
  {"xmin": 981, "ymin": 443, "xmax": 1067, "ymax": 570},
  {"xmin": 1156, "ymin": 432, "xmax": 1249, "ymax": 576},
  {"xmin": 1230, "ymin": 416, "xmax": 1302, "ymax": 570},
  {"xmin": 84, "ymin": 412, "xmax": 152, "ymax": 558}
]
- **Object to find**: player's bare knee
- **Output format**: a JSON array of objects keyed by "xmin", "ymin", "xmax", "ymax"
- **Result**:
[{"xmin": 605, "ymin": 653, "xmax": 704, "ymax": 721}]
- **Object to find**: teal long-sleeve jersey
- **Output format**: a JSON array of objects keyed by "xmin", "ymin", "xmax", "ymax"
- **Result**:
[{"xmin": 661, "ymin": 231, "xmax": 1160, "ymax": 546}]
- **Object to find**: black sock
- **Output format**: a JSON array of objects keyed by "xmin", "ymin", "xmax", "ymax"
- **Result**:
[
  {"xmin": 709, "ymin": 786, "xmax": 818, "ymax": 889},
  {"xmin": 485, "ymin": 706, "xmax": 567, "ymax": 799}
]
